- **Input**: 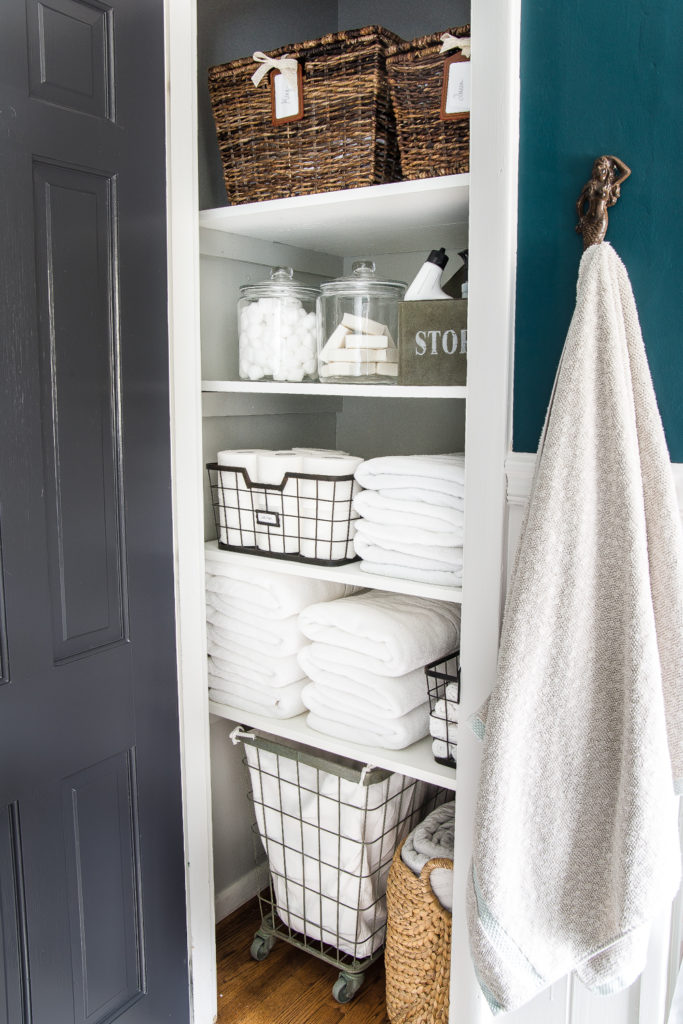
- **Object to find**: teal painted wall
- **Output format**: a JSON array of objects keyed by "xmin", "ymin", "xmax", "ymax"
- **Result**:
[{"xmin": 513, "ymin": 1, "xmax": 683, "ymax": 461}]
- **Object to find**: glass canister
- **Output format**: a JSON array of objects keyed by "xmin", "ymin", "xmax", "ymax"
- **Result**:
[
  {"xmin": 238, "ymin": 267, "xmax": 319, "ymax": 382},
  {"xmin": 317, "ymin": 261, "xmax": 406, "ymax": 383}
]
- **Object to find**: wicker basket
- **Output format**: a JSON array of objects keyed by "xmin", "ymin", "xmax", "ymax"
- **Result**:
[
  {"xmin": 208, "ymin": 26, "xmax": 404, "ymax": 205},
  {"xmin": 386, "ymin": 27, "xmax": 470, "ymax": 181},
  {"xmin": 385, "ymin": 840, "xmax": 452, "ymax": 1024}
]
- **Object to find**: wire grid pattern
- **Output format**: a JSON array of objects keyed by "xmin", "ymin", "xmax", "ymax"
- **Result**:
[
  {"xmin": 207, "ymin": 463, "xmax": 359, "ymax": 566},
  {"xmin": 425, "ymin": 651, "xmax": 461, "ymax": 768},
  {"xmin": 240, "ymin": 733, "xmax": 442, "ymax": 973}
]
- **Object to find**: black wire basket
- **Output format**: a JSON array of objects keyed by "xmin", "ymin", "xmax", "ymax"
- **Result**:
[
  {"xmin": 425, "ymin": 650, "xmax": 461, "ymax": 768},
  {"xmin": 206, "ymin": 462, "xmax": 360, "ymax": 566}
]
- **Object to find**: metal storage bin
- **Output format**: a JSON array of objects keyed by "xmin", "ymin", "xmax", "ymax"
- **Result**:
[
  {"xmin": 206, "ymin": 462, "xmax": 359, "ymax": 566},
  {"xmin": 232, "ymin": 728, "xmax": 437, "ymax": 1003},
  {"xmin": 425, "ymin": 651, "xmax": 461, "ymax": 768}
]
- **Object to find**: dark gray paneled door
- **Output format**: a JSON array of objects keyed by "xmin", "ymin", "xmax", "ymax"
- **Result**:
[{"xmin": 0, "ymin": 2, "xmax": 190, "ymax": 1022}]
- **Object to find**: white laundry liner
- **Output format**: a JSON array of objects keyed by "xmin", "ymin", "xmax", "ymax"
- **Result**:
[{"xmin": 236, "ymin": 729, "xmax": 428, "ymax": 963}]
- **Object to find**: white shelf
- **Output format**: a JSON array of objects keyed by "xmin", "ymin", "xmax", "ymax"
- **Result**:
[
  {"xmin": 201, "ymin": 379, "xmax": 467, "ymax": 400},
  {"xmin": 204, "ymin": 542, "xmax": 463, "ymax": 604},
  {"xmin": 198, "ymin": 174, "xmax": 469, "ymax": 256},
  {"xmin": 208, "ymin": 702, "xmax": 457, "ymax": 792}
]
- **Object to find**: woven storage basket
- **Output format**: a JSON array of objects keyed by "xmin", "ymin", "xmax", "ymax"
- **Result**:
[
  {"xmin": 385, "ymin": 840, "xmax": 452, "ymax": 1024},
  {"xmin": 208, "ymin": 25, "xmax": 404, "ymax": 205},
  {"xmin": 386, "ymin": 27, "xmax": 470, "ymax": 181}
]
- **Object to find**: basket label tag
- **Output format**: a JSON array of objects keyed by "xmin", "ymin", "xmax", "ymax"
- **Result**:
[
  {"xmin": 271, "ymin": 66, "xmax": 304, "ymax": 125},
  {"xmin": 441, "ymin": 56, "xmax": 471, "ymax": 121},
  {"xmin": 256, "ymin": 509, "xmax": 281, "ymax": 527}
]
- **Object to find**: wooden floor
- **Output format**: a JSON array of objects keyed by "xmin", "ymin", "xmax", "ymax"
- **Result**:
[{"xmin": 216, "ymin": 897, "xmax": 390, "ymax": 1024}]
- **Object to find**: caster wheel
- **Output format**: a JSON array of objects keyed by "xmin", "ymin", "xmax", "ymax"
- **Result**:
[
  {"xmin": 249, "ymin": 930, "xmax": 275, "ymax": 962},
  {"xmin": 332, "ymin": 971, "xmax": 364, "ymax": 1003}
]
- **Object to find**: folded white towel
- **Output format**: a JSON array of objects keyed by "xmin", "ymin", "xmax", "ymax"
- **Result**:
[
  {"xmin": 208, "ymin": 676, "xmax": 306, "ymax": 719},
  {"xmin": 355, "ymin": 454, "xmax": 465, "ymax": 498},
  {"xmin": 353, "ymin": 488, "xmax": 464, "ymax": 531},
  {"xmin": 205, "ymin": 566, "xmax": 355, "ymax": 618},
  {"xmin": 359, "ymin": 560, "xmax": 463, "ymax": 588},
  {"xmin": 355, "ymin": 519, "xmax": 463, "ymax": 551},
  {"xmin": 354, "ymin": 534, "xmax": 463, "ymax": 572},
  {"xmin": 376, "ymin": 487, "xmax": 464, "ymax": 510},
  {"xmin": 299, "ymin": 591, "xmax": 461, "ymax": 677},
  {"xmin": 208, "ymin": 646, "xmax": 305, "ymax": 688},
  {"xmin": 305, "ymin": 703, "xmax": 429, "ymax": 750},
  {"xmin": 298, "ymin": 644, "xmax": 427, "ymax": 717},
  {"xmin": 206, "ymin": 608, "xmax": 307, "ymax": 657}
]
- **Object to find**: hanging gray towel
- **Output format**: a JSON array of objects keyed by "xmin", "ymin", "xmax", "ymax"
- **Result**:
[{"xmin": 467, "ymin": 243, "xmax": 683, "ymax": 1014}]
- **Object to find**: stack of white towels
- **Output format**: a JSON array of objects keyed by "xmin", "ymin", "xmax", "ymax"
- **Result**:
[
  {"xmin": 353, "ymin": 454, "xmax": 465, "ymax": 586},
  {"xmin": 215, "ymin": 447, "xmax": 363, "ymax": 561},
  {"xmin": 298, "ymin": 590, "xmax": 461, "ymax": 749},
  {"xmin": 206, "ymin": 559, "xmax": 356, "ymax": 719}
]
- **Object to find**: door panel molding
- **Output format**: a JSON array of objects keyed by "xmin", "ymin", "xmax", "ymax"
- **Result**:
[
  {"xmin": 0, "ymin": 803, "xmax": 32, "ymax": 1024},
  {"xmin": 32, "ymin": 159, "xmax": 129, "ymax": 664},
  {"xmin": 62, "ymin": 749, "xmax": 145, "ymax": 1024}
]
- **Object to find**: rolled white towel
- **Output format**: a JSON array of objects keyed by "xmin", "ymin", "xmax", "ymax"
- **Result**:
[
  {"xmin": 305, "ymin": 702, "xmax": 430, "ymax": 750},
  {"xmin": 297, "ymin": 644, "xmax": 427, "ymax": 717},
  {"xmin": 432, "ymin": 738, "xmax": 457, "ymax": 763},
  {"xmin": 206, "ymin": 610, "xmax": 307, "ymax": 657},
  {"xmin": 429, "ymin": 686, "xmax": 460, "ymax": 740},
  {"xmin": 353, "ymin": 488, "xmax": 464, "ymax": 530},
  {"xmin": 299, "ymin": 591, "xmax": 461, "ymax": 677}
]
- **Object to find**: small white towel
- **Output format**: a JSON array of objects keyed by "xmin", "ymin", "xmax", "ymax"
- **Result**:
[
  {"xmin": 208, "ymin": 646, "xmax": 305, "ymax": 688},
  {"xmin": 431, "ymin": 738, "xmax": 456, "ymax": 763},
  {"xmin": 206, "ymin": 608, "xmax": 307, "ymax": 657},
  {"xmin": 208, "ymin": 675, "xmax": 306, "ymax": 719},
  {"xmin": 299, "ymin": 591, "xmax": 461, "ymax": 677},
  {"xmin": 375, "ymin": 486, "xmax": 464, "ymax": 510},
  {"xmin": 354, "ymin": 518, "xmax": 464, "ymax": 549},
  {"xmin": 297, "ymin": 644, "xmax": 427, "ymax": 717},
  {"xmin": 359, "ymin": 560, "xmax": 463, "ymax": 588}
]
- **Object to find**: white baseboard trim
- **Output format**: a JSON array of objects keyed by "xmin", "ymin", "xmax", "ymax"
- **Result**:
[
  {"xmin": 214, "ymin": 862, "xmax": 270, "ymax": 924},
  {"xmin": 506, "ymin": 452, "xmax": 683, "ymax": 513}
]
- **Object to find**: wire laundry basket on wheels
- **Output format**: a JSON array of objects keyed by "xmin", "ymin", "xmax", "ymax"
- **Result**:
[{"xmin": 232, "ymin": 727, "xmax": 438, "ymax": 1003}]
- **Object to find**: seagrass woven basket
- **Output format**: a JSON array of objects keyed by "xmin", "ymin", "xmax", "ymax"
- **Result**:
[
  {"xmin": 386, "ymin": 27, "xmax": 471, "ymax": 181},
  {"xmin": 208, "ymin": 26, "xmax": 404, "ymax": 205},
  {"xmin": 385, "ymin": 840, "xmax": 452, "ymax": 1024}
]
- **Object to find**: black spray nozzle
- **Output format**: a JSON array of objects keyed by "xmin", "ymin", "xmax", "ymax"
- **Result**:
[{"xmin": 427, "ymin": 247, "xmax": 449, "ymax": 269}]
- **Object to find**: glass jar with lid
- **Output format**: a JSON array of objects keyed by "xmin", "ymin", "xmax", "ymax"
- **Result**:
[
  {"xmin": 238, "ymin": 267, "xmax": 319, "ymax": 382},
  {"xmin": 317, "ymin": 260, "xmax": 406, "ymax": 383}
]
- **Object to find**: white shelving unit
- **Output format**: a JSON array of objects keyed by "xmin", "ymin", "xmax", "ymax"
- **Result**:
[{"xmin": 166, "ymin": 3, "xmax": 521, "ymax": 1022}]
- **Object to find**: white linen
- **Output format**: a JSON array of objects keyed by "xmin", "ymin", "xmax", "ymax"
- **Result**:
[
  {"xmin": 429, "ymin": 687, "xmax": 460, "ymax": 740},
  {"xmin": 303, "ymin": 692, "xmax": 429, "ymax": 750},
  {"xmin": 354, "ymin": 453, "xmax": 465, "ymax": 494},
  {"xmin": 208, "ymin": 647, "xmax": 304, "ymax": 688},
  {"xmin": 206, "ymin": 609, "xmax": 307, "ymax": 657},
  {"xmin": 356, "ymin": 524, "xmax": 462, "ymax": 565},
  {"xmin": 244, "ymin": 741, "xmax": 422, "ymax": 957},
  {"xmin": 359, "ymin": 560, "xmax": 463, "ymax": 587},
  {"xmin": 208, "ymin": 674, "xmax": 306, "ymax": 719},
  {"xmin": 297, "ymin": 644, "xmax": 427, "ymax": 717},
  {"xmin": 353, "ymin": 488, "xmax": 464, "ymax": 530},
  {"xmin": 375, "ymin": 487, "xmax": 464, "ymax": 510},
  {"xmin": 354, "ymin": 518, "xmax": 463, "ymax": 549},
  {"xmin": 299, "ymin": 591, "xmax": 461, "ymax": 677},
  {"xmin": 468, "ymin": 243, "xmax": 683, "ymax": 1014},
  {"xmin": 205, "ymin": 565, "xmax": 356, "ymax": 618}
]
